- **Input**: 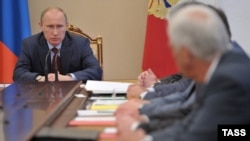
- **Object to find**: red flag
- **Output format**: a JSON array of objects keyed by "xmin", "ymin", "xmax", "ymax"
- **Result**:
[{"xmin": 142, "ymin": 0, "xmax": 179, "ymax": 78}]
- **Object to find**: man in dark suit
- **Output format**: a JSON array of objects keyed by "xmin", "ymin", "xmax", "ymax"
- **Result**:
[
  {"xmin": 13, "ymin": 7, "xmax": 102, "ymax": 83},
  {"xmin": 137, "ymin": 68, "xmax": 183, "ymax": 88},
  {"xmin": 116, "ymin": 3, "xmax": 250, "ymax": 141},
  {"xmin": 115, "ymin": 80, "xmax": 196, "ymax": 129},
  {"xmin": 126, "ymin": 76, "xmax": 192, "ymax": 100},
  {"xmin": 115, "ymin": 72, "xmax": 193, "ymax": 123},
  {"xmin": 116, "ymin": 0, "xmax": 249, "ymax": 124}
]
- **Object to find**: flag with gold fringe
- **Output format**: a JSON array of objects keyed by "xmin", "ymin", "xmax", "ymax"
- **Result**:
[{"xmin": 142, "ymin": 0, "xmax": 180, "ymax": 78}]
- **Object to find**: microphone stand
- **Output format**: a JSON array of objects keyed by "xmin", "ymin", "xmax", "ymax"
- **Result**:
[
  {"xmin": 44, "ymin": 49, "xmax": 51, "ymax": 82},
  {"xmin": 54, "ymin": 52, "xmax": 59, "ymax": 81}
]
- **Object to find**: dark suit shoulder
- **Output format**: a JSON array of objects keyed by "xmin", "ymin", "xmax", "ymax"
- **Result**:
[
  {"xmin": 65, "ymin": 31, "xmax": 89, "ymax": 43},
  {"xmin": 23, "ymin": 32, "xmax": 43, "ymax": 41},
  {"xmin": 215, "ymin": 51, "xmax": 250, "ymax": 87},
  {"xmin": 22, "ymin": 32, "xmax": 47, "ymax": 47}
]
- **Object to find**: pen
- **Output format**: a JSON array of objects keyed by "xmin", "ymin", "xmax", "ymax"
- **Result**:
[{"xmin": 111, "ymin": 89, "xmax": 117, "ymax": 100}]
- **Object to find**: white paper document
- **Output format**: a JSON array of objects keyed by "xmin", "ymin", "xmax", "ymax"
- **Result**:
[
  {"xmin": 77, "ymin": 110, "xmax": 115, "ymax": 116},
  {"xmin": 92, "ymin": 99, "xmax": 127, "ymax": 105},
  {"xmin": 74, "ymin": 116, "xmax": 116, "ymax": 121},
  {"xmin": 74, "ymin": 93, "xmax": 86, "ymax": 98},
  {"xmin": 85, "ymin": 80, "xmax": 133, "ymax": 94},
  {"xmin": 103, "ymin": 127, "xmax": 117, "ymax": 134},
  {"xmin": 90, "ymin": 96, "xmax": 126, "ymax": 100}
]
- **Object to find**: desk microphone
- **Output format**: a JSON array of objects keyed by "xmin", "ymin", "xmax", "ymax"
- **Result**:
[
  {"xmin": 54, "ymin": 52, "xmax": 59, "ymax": 81},
  {"xmin": 44, "ymin": 49, "xmax": 52, "ymax": 82}
]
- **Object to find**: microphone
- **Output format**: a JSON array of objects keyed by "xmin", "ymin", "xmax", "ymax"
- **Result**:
[
  {"xmin": 44, "ymin": 49, "xmax": 51, "ymax": 82},
  {"xmin": 54, "ymin": 52, "xmax": 59, "ymax": 81}
]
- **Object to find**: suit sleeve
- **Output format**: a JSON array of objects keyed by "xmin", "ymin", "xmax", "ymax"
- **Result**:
[
  {"xmin": 147, "ymin": 92, "xmax": 195, "ymax": 120},
  {"xmin": 143, "ymin": 78, "xmax": 192, "ymax": 100},
  {"xmin": 138, "ymin": 118, "xmax": 179, "ymax": 134},
  {"xmin": 155, "ymin": 73, "xmax": 183, "ymax": 86},
  {"xmin": 13, "ymin": 40, "xmax": 40, "ymax": 82},
  {"xmin": 140, "ymin": 88, "xmax": 195, "ymax": 119},
  {"xmin": 73, "ymin": 38, "xmax": 102, "ymax": 82},
  {"xmin": 140, "ymin": 92, "xmax": 186, "ymax": 115},
  {"xmin": 149, "ymin": 76, "xmax": 248, "ymax": 141}
]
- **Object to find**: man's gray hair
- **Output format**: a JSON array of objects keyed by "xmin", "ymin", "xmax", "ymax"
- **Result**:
[
  {"xmin": 167, "ymin": 0, "xmax": 202, "ymax": 19},
  {"xmin": 168, "ymin": 4, "xmax": 230, "ymax": 61}
]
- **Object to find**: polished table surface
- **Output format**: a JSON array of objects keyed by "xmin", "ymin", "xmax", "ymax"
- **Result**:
[
  {"xmin": 0, "ymin": 81, "xmax": 89, "ymax": 141},
  {"xmin": 0, "ymin": 81, "xmax": 119, "ymax": 141}
]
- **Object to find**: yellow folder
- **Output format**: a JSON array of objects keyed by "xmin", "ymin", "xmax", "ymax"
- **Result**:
[{"xmin": 90, "ymin": 104, "xmax": 118, "ymax": 110}]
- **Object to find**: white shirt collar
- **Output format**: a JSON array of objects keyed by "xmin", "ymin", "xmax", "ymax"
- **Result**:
[
  {"xmin": 204, "ymin": 54, "xmax": 221, "ymax": 83},
  {"xmin": 47, "ymin": 42, "xmax": 62, "ymax": 50}
]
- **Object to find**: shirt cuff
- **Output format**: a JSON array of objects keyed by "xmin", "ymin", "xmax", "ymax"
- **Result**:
[
  {"xmin": 141, "ymin": 135, "xmax": 153, "ymax": 141},
  {"xmin": 140, "ymin": 91, "xmax": 148, "ymax": 99},
  {"xmin": 147, "ymin": 87, "xmax": 155, "ymax": 92},
  {"xmin": 68, "ymin": 73, "xmax": 77, "ymax": 80},
  {"xmin": 141, "ymin": 115, "xmax": 150, "ymax": 122},
  {"xmin": 140, "ymin": 87, "xmax": 155, "ymax": 99},
  {"xmin": 131, "ymin": 122, "xmax": 140, "ymax": 131},
  {"xmin": 138, "ymin": 103, "xmax": 144, "ymax": 110}
]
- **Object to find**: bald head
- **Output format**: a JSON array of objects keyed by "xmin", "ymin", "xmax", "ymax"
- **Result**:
[{"xmin": 168, "ymin": 5, "xmax": 230, "ymax": 61}]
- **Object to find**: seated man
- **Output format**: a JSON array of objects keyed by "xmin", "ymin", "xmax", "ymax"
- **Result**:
[
  {"xmin": 116, "ymin": 80, "xmax": 197, "ymax": 132},
  {"xmin": 127, "ymin": 69, "xmax": 192, "ymax": 100},
  {"xmin": 117, "ymin": 69, "xmax": 194, "ymax": 123},
  {"xmin": 117, "ymin": 0, "xmax": 248, "ymax": 124},
  {"xmin": 116, "ymin": 3, "xmax": 250, "ymax": 141},
  {"xmin": 13, "ymin": 7, "xmax": 102, "ymax": 83},
  {"xmin": 137, "ymin": 68, "xmax": 183, "ymax": 88}
]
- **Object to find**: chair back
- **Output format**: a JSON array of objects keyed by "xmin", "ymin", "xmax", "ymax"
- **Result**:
[{"xmin": 67, "ymin": 24, "xmax": 103, "ymax": 68}]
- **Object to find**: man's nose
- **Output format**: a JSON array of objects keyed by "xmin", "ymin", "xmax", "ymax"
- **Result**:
[{"xmin": 52, "ymin": 27, "xmax": 59, "ymax": 35}]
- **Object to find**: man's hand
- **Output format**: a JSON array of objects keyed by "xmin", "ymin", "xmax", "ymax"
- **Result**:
[
  {"xmin": 38, "ymin": 76, "xmax": 45, "ymax": 82},
  {"xmin": 127, "ymin": 84, "xmax": 147, "ymax": 99},
  {"xmin": 143, "ymin": 68, "xmax": 158, "ymax": 88},
  {"xmin": 115, "ymin": 99, "xmax": 149, "ymax": 121},
  {"xmin": 137, "ymin": 68, "xmax": 159, "ymax": 88},
  {"xmin": 137, "ymin": 71, "xmax": 147, "ymax": 86},
  {"xmin": 48, "ymin": 72, "xmax": 73, "ymax": 81},
  {"xmin": 117, "ymin": 115, "xmax": 146, "ymax": 141}
]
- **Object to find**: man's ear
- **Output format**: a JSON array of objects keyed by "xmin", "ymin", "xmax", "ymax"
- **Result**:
[
  {"xmin": 183, "ymin": 47, "xmax": 195, "ymax": 65},
  {"xmin": 39, "ymin": 22, "xmax": 42, "ymax": 28}
]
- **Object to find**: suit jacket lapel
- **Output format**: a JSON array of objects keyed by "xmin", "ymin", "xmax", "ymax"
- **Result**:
[
  {"xmin": 60, "ymin": 33, "xmax": 72, "ymax": 74},
  {"xmin": 38, "ymin": 34, "xmax": 51, "ymax": 74}
]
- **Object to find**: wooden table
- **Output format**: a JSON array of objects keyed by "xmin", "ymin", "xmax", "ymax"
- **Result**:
[{"xmin": 0, "ymin": 81, "xmax": 102, "ymax": 141}]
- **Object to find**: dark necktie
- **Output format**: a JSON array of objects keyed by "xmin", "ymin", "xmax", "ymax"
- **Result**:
[{"xmin": 51, "ymin": 47, "xmax": 62, "ymax": 73}]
